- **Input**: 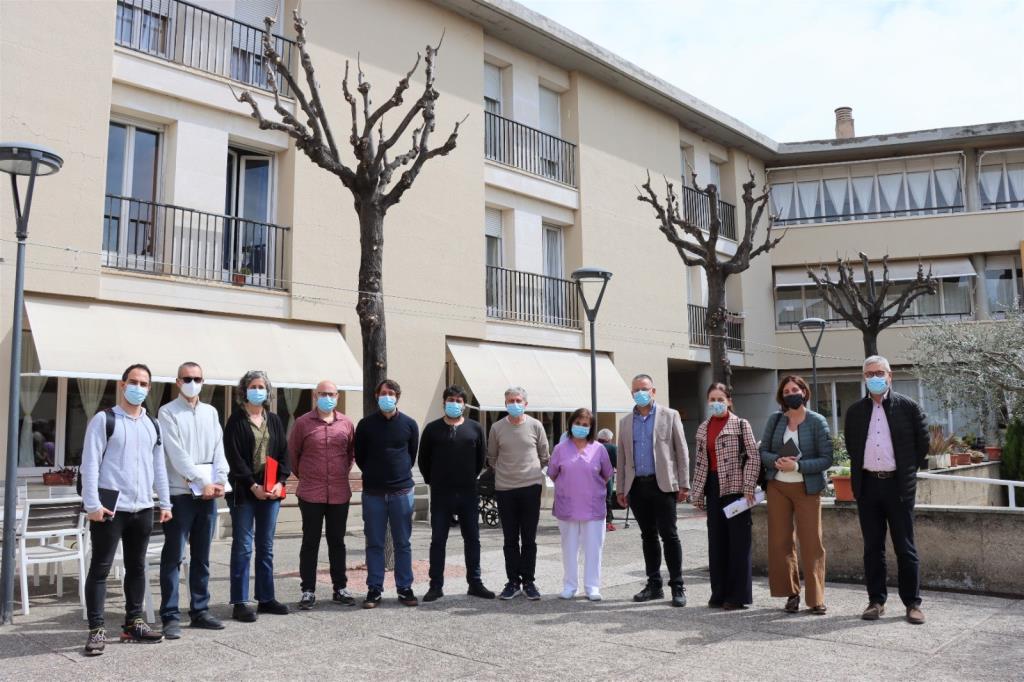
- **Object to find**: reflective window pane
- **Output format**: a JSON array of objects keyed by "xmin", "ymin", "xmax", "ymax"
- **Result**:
[{"xmin": 18, "ymin": 376, "xmax": 58, "ymax": 468}]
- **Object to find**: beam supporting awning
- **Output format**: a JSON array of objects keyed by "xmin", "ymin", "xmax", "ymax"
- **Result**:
[
  {"xmin": 447, "ymin": 338, "xmax": 634, "ymax": 413},
  {"xmin": 775, "ymin": 257, "xmax": 977, "ymax": 288},
  {"xmin": 24, "ymin": 297, "xmax": 362, "ymax": 390}
]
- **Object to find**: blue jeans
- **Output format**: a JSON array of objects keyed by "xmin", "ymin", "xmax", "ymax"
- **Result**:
[
  {"xmin": 362, "ymin": 489, "xmax": 415, "ymax": 591},
  {"xmin": 228, "ymin": 496, "xmax": 280, "ymax": 604},
  {"xmin": 159, "ymin": 494, "xmax": 218, "ymax": 621}
]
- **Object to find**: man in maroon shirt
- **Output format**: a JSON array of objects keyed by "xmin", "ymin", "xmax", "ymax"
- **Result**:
[{"xmin": 289, "ymin": 380, "xmax": 356, "ymax": 610}]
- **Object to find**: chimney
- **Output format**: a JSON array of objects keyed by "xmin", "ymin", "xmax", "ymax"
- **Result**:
[{"xmin": 834, "ymin": 107, "xmax": 855, "ymax": 139}]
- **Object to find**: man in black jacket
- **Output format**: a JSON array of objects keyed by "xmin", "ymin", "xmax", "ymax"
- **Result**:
[
  {"xmin": 418, "ymin": 385, "xmax": 495, "ymax": 602},
  {"xmin": 843, "ymin": 355, "xmax": 929, "ymax": 625}
]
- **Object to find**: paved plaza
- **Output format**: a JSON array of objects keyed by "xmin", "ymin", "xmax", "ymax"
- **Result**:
[{"xmin": 2, "ymin": 508, "xmax": 1022, "ymax": 681}]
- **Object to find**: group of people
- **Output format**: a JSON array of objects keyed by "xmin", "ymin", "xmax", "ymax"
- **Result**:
[{"xmin": 77, "ymin": 354, "xmax": 929, "ymax": 657}]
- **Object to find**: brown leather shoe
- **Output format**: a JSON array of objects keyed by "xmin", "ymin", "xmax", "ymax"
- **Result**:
[
  {"xmin": 809, "ymin": 604, "xmax": 827, "ymax": 615},
  {"xmin": 784, "ymin": 595, "xmax": 800, "ymax": 613},
  {"xmin": 862, "ymin": 603, "xmax": 885, "ymax": 620},
  {"xmin": 906, "ymin": 606, "xmax": 925, "ymax": 624}
]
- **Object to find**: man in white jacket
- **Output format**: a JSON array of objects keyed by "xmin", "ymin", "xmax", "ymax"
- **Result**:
[{"xmin": 157, "ymin": 361, "xmax": 230, "ymax": 639}]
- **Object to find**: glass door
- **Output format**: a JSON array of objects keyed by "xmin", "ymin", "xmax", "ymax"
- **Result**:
[
  {"xmin": 104, "ymin": 122, "xmax": 161, "ymax": 271},
  {"xmin": 225, "ymin": 149, "xmax": 273, "ymax": 286}
]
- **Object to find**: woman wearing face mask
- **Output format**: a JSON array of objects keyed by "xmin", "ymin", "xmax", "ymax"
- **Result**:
[
  {"xmin": 547, "ymin": 408, "xmax": 614, "ymax": 602},
  {"xmin": 689, "ymin": 383, "xmax": 760, "ymax": 610},
  {"xmin": 759, "ymin": 375, "xmax": 833, "ymax": 615},
  {"xmin": 224, "ymin": 370, "xmax": 290, "ymax": 622}
]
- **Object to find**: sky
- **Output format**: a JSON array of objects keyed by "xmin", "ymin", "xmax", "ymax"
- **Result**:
[{"xmin": 516, "ymin": 0, "xmax": 1024, "ymax": 142}]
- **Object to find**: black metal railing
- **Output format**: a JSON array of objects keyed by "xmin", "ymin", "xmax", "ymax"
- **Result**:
[
  {"xmin": 102, "ymin": 194, "xmax": 289, "ymax": 290},
  {"xmin": 982, "ymin": 200, "xmax": 1024, "ymax": 210},
  {"xmin": 688, "ymin": 303, "xmax": 744, "ymax": 351},
  {"xmin": 680, "ymin": 185, "xmax": 737, "ymax": 240},
  {"xmin": 484, "ymin": 112, "xmax": 577, "ymax": 187},
  {"xmin": 485, "ymin": 266, "xmax": 581, "ymax": 329},
  {"xmin": 773, "ymin": 204, "xmax": 964, "ymax": 226},
  {"xmin": 775, "ymin": 310, "xmax": 975, "ymax": 331},
  {"xmin": 114, "ymin": 0, "xmax": 296, "ymax": 94}
]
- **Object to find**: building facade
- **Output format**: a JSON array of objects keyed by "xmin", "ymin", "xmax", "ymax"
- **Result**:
[{"xmin": 1, "ymin": 0, "xmax": 1021, "ymax": 480}]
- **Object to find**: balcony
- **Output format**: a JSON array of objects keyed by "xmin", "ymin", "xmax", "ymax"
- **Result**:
[
  {"xmin": 102, "ymin": 194, "xmax": 289, "ymax": 290},
  {"xmin": 681, "ymin": 185, "xmax": 737, "ymax": 240},
  {"xmin": 486, "ymin": 266, "xmax": 581, "ymax": 329},
  {"xmin": 688, "ymin": 303, "xmax": 744, "ymax": 351},
  {"xmin": 484, "ymin": 112, "xmax": 577, "ymax": 187},
  {"xmin": 114, "ymin": 0, "xmax": 296, "ymax": 94}
]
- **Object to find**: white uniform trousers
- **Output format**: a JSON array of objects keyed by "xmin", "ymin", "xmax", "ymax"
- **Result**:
[{"xmin": 558, "ymin": 519, "xmax": 606, "ymax": 594}]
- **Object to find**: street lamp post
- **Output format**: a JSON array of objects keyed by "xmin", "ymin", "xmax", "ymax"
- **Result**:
[
  {"xmin": 571, "ymin": 267, "xmax": 613, "ymax": 419},
  {"xmin": 1, "ymin": 142, "xmax": 63, "ymax": 625},
  {"xmin": 797, "ymin": 318, "xmax": 827, "ymax": 413}
]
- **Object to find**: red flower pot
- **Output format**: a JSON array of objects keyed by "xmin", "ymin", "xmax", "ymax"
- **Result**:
[
  {"xmin": 985, "ymin": 446, "xmax": 1002, "ymax": 462},
  {"xmin": 832, "ymin": 476, "xmax": 854, "ymax": 502}
]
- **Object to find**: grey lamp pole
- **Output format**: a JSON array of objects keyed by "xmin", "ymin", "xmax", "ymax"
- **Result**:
[
  {"xmin": 797, "ymin": 318, "xmax": 827, "ymax": 413},
  {"xmin": 571, "ymin": 268, "xmax": 612, "ymax": 419},
  {"xmin": 1, "ymin": 142, "xmax": 63, "ymax": 625}
]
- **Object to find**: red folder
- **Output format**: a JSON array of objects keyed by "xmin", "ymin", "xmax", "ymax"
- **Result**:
[{"xmin": 264, "ymin": 456, "xmax": 287, "ymax": 500}]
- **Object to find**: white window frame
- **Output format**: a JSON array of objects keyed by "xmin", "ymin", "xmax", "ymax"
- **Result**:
[
  {"xmin": 484, "ymin": 62, "xmax": 503, "ymax": 115},
  {"xmin": 542, "ymin": 223, "xmax": 564, "ymax": 279},
  {"xmin": 105, "ymin": 117, "xmax": 165, "ymax": 267},
  {"xmin": 225, "ymin": 145, "xmax": 278, "ymax": 285}
]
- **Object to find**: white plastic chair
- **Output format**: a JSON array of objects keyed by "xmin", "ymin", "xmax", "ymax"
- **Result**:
[{"xmin": 17, "ymin": 496, "xmax": 87, "ymax": 617}]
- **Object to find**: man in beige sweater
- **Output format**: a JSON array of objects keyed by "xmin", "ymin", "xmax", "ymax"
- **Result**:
[{"xmin": 486, "ymin": 386, "xmax": 550, "ymax": 601}]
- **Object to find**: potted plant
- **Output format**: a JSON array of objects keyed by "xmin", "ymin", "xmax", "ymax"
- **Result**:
[
  {"xmin": 42, "ymin": 466, "xmax": 77, "ymax": 486},
  {"xmin": 831, "ymin": 467, "xmax": 854, "ymax": 502},
  {"xmin": 927, "ymin": 424, "xmax": 955, "ymax": 469},
  {"xmin": 231, "ymin": 266, "xmax": 252, "ymax": 286},
  {"xmin": 985, "ymin": 432, "xmax": 1003, "ymax": 462}
]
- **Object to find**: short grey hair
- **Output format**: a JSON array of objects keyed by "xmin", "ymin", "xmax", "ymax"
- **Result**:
[
  {"xmin": 632, "ymin": 373, "xmax": 655, "ymax": 386},
  {"xmin": 237, "ymin": 369, "xmax": 273, "ymax": 407},
  {"xmin": 504, "ymin": 386, "xmax": 527, "ymax": 402},
  {"xmin": 597, "ymin": 428, "xmax": 614, "ymax": 441},
  {"xmin": 177, "ymin": 361, "xmax": 202, "ymax": 378},
  {"xmin": 863, "ymin": 355, "xmax": 892, "ymax": 373}
]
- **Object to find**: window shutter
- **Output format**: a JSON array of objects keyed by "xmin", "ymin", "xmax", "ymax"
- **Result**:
[
  {"xmin": 538, "ymin": 86, "xmax": 560, "ymax": 136},
  {"xmin": 485, "ymin": 208, "xmax": 502, "ymax": 237}
]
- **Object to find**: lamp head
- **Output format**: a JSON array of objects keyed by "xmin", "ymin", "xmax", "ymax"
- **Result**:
[
  {"xmin": 571, "ymin": 267, "xmax": 613, "ymax": 319},
  {"xmin": 797, "ymin": 317, "xmax": 827, "ymax": 353},
  {"xmin": 0, "ymin": 143, "xmax": 64, "ymax": 177}
]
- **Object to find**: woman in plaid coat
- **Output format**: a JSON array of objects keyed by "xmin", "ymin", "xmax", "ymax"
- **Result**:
[{"xmin": 689, "ymin": 383, "xmax": 761, "ymax": 610}]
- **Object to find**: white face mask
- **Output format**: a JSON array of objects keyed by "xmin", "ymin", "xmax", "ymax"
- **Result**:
[{"xmin": 180, "ymin": 381, "xmax": 202, "ymax": 399}]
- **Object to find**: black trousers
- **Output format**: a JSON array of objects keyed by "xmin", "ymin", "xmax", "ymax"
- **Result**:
[
  {"xmin": 495, "ymin": 484, "xmax": 542, "ymax": 586},
  {"xmin": 705, "ymin": 473, "xmax": 753, "ymax": 605},
  {"xmin": 85, "ymin": 508, "xmax": 154, "ymax": 629},
  {"xmin": 628, "ymin": 477, "xmax": 684, "ymax": 587},
  {"xmin": 298, "ymin": 499, "xmax": 350, "ymax": 592},
  {"xmin": 428, "ymin": 488, "xmax": 482, "ymax": 589},
  {"xmin": 856, "ymin": 475, "xmax": 921, "ymax": 608}
]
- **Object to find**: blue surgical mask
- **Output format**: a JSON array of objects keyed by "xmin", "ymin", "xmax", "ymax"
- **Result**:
[
  {"xmin": 866, "ymin": 376, "xmax": 889, "ymax": 395},
  {"xmin": 506, "ymin": 402, "xmax": 525, "ymax": 418},
  {"xmin": 124, "ymin": 384, "xmax": 148, "ymax": 406},
  {"xmin": 633, "ymin": 390, "xmax": 652, "ymax": 407},
  {"xmin": 246, "ymin": 388, "xmax": 267, "ymax": 405},
  {"xmin": 378, "ymin": 395, "xmax": 398, "ymax": 413},
  {"xmin": 444, "ymin": 401, "xmax": 464, "ymax": 418},
  {"xmin": 571, "ymin": 424, "xmax": 590, "ymax": 439},
  {"xmin": 708, "ymin": 402, "xmax": 728, "ymax": 418},
  {"xmin": 317, "ymin": 396, "xmax": 337, "ymax": 413}
]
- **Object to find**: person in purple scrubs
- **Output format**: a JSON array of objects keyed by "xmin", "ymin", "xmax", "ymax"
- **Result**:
[{"xmin": 548, "ymin": 408, "xmax": 614, "ymax": 601}]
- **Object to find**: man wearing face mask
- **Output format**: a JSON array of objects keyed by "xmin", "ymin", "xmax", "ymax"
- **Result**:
[
  {"xmin": 844, "ymin": 355, "xmax": 929, "ymax": 625},
  {"xmin": 354, "ymin": 379, "xmax": 420, "ymax": 608},
  {"xmin": 616, "ymin": 373, "xmax": 691, "ymax": 607},
  {"xmin": 418, "ymin": 385, "xmax": 494, "ymax": 602},
  {"xmin": 157, "ymin": 362, "xmax": 229, "ymax": 638},
  {"xmin": 81, "ymin": 364, "xmax": 172, "ymax": 656},
  {"xmin": 290, "ymin": 380, "xmax": 356, "ymax": 610}
]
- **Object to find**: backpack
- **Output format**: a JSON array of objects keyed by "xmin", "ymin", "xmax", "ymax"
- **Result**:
[{"xmin": 76, "ymin": 408, "xmax": 162, "ymax": 495}]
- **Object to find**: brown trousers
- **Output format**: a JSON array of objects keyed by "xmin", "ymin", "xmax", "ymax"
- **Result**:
[{"xmin": 766, "ymin": 480, "xmax": 826, "ymax": 607}]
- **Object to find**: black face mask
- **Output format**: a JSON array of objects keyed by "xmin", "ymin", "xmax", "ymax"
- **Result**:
[{"xmin": 783, "ymin": 393, "xmax": 805, "ymax": 410}]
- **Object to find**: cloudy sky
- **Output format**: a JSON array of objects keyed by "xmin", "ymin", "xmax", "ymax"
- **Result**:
[{"xmin": 516, "ymin": 0, "xmax": 1024, "ymax": 142}]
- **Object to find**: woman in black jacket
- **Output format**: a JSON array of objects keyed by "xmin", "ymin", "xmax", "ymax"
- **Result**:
[{"xmin": 224, "ymin": 370, "xmax": 290, "ymax": 622}]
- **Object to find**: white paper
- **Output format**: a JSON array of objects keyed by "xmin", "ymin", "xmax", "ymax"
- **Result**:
[
  {"xmin": 723, "ymin": 488, "xmax": 766, "ymax": 518},
  {"xmin": 189, "ymin": 463, "xmax": 231, "ymax": 496}
]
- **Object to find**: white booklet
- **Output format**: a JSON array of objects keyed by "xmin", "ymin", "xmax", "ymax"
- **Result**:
[
  {"xmin": 723, "ymin": 487, "xmax": 766, "ymax": 518},
  {"xmin": 189, "ymin": 463, "xmax": 231, "ymax": 497}
]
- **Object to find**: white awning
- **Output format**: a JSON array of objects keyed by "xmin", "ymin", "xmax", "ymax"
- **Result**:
[
  {"xmin": 775, "ymin": 257, "xmax": 976, "ymax": 288},
  {"xmin": 24, "ymin": 297, "xmax": 362, "ymax": 390},
  {"xmin": 447, "ymin": 339, "xmax": 634, "ymax": 413}
]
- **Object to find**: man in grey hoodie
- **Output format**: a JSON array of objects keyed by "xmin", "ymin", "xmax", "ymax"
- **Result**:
[{"xmin": 81, "ymin": 363, "xmax": 171, "ymax": 656}]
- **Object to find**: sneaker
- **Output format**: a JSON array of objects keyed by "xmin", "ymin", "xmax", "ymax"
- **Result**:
[
  {"xmin": 559, "ymin": 587, "xmax": 576, "ymax": 600},
  {"xmin": 467, "ymin": 582, "xmax": 496, "ymax": 599},
  {"xmin": 784, "ymin": 594, "xmax": 800, "ymax": 613},
  {"xmin": 120, "ymin": 618, "xmax": 164, "ymax": 644},
  {"xmin": 161, "ymin": 619, "xmax": 181, "ymax": 639},
  {"xmin": 299, "ymin": 591, "xmax": 316, "ymax": 610},
  {"xmin": 189, "ymin": 611, "xmax": 225, "ymax": 630},
  {"xmin": 862, "ymin": 603, "xmax": 885, "ymax": 621},
  {"xmin": 606, "ymin": 523, "xmax": 617, "ymax": 531},
  {"xmin": 363, "ymin": 589, "xmax": 382, "ymax": 609},
  {"xmin": 586, "ymin": 590, "xmax": 603, "ymax": 602},
  {"xmin": 523, "ymin": 583, "xmax": 541, "ymax": 601},
  {"xmin": 671, "ymin": 585, "xmax": 687, "ymax": 607},
  {"xmin": 423, "ymin": 587, "xmax": 444, "ymax": 603},
  {"xmin": 232, "ymin": 603, "xmax": 257, "ymax": 622},
  {"xmin": 333, "ymin": 588, "xmax": 356, "ymax": 606},
  {"xmin": 257, "ymin": 599, "xmax": 290, "ymax": 615},
  {"xmin": 633, "ymin": 583, "xmax": 664, "ymax": 602},
  {"xmin": 397, "ymin": 587, "xmax": 419, "ymax": 607},
  {"xmin": 84, "ymin": 627, "xmax": 106, "ymax": 656},
  {"xmin": 499, "ymin": 582, "xmax": 521, "ymax": 600}
]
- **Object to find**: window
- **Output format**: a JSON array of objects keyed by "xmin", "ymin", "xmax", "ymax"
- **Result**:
[
  {"xmin": 680, "ymin": 145, "xmax": 695, "ymax": 186},
  {"xmin": 225, "ymin": 147, "xmax": 276, "ymax": 285},
  {"xmin": 485, "ymin": 208, "xmax": 503, "ymax": 268},
  {"xmin": 104, "ymin": 120, "xmax": 161, "ymax": 263},
  {"xmin": 542, "ymin": 224, "xmax": 566, "ymax": 325},
  {"xmin": 484, "ymin": 62, "xmax": 502, "ymax": 115},
  {"xmin": 708, "ymin": 160, "xmax": 722, "ymax": 190},
  {"xmin": 775, "ymin": 287, "xmax": 803, "ymax": 327},
  {"xmin": 538, "ymin": 86, "xmax": 561, "ymax": 136},
  {"xmin": 115, "ymin": 0, "xmax": 171, "ymax": 58},
  {"xmin": 537, "ymin": 86, "xmax": 563, "ymax": 179},
  {"xmin": 485, "ymin": 208, "xmax": 504, "ymax": 316},
  {"xmin": 543, "ymin": 224, "xmax": 563, "ymax": 279},
  {"xmin": 985, "ymin": 255, "xmax": 1023, "ymax": 314},
  {"xmin": 979, "ymin": 155, "xmax": 1024, "ymax": 209}
]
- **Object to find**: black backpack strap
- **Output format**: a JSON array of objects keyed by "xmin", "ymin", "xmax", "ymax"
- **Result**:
[{"xmin": 147, "ymin": 414, "xmax": 162, "ymax": 446}]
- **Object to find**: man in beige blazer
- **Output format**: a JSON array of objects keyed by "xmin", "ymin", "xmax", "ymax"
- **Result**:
[{"xmin": 616, "ymin": 373, "xmax": 690, "ymax": 606}]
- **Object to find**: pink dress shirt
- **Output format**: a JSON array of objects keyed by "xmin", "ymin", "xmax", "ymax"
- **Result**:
[
  {"xmin": 549, "ymin": 440, "xmax": 614, "ymax": 521},
  {"xmin": 864, "ymin": 397, "xmax": 897, "ymax": 472}
]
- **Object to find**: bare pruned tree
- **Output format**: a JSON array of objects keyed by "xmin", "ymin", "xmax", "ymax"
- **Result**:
[
  {"xmin": 638, "ymin": 171, "xmax": 783, "ymax": 390},
  {"xmin": 806, "ymin": 252, "xmax": 937, "ymax": 357},
  {"xmin": 234, "ymin": 10, "xmax": 463, "ymax": 416}
]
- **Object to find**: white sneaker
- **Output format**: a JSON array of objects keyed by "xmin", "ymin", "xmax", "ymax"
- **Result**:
[
  {"xmin": 559, "ymin": 588, "xmax": 576, "ymax": 600},
  {"xmin": 586, "ymin": 591, "xmax": 603, "ymax": 602}
]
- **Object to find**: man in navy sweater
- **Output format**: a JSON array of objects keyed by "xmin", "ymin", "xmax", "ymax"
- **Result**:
[{"xmin": 354, "ymin": 379, "xmax": 420, "ymax": 608}]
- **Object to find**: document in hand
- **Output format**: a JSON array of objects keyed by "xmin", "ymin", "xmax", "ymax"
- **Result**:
[
  {"xmin": 723, "ymin": 488, "xmax": 766, "ymax": 519},
  {"xmin": 264, "ymin": 456, "xmax": 287, "ymax": 499},
  {"xmin": 98, "ymin": 488, "xmax": 120, "ymax": 519},
  {"xmin": 777, "ymin": 438, "xmax": 802, "ymax": 460},
  {"xmin": 189, "ymin": 463, "xmax": 231, "ymax": 496}
]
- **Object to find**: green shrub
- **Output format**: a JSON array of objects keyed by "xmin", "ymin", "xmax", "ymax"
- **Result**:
[
  {"xmin": 1002, "ymin": 418, "xmax": 1024, "ymax": 506},
  {"xmin": 832, "ymin": 433, "xmax": 850, "ymax": 467}
]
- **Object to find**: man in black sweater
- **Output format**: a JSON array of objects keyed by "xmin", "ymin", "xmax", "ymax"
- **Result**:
[
  {"xmin": 419, "ymin": 386, "xmax": 495, "ymax": 602},
  {"xmin": 354, "ymin": 379, "xmax": 419, "ymax": 609}
]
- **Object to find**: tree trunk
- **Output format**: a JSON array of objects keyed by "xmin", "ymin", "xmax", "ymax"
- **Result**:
[
  {"xmin": 706, "ymin": 272, "xmax": 733, "ymax": 391},
  {"xmin": 861, "ymin": 328, "xmax": 879, "ymax": 357}
]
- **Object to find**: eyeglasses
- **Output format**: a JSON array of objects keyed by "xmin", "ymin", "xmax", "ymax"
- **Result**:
[
  {"xmin": 863, "ymin": 370, "xmax": 888, "ymax": 378},
  {"xmin": 180, "ymin": 377, "xmax": 204, "ymax": 384}
]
